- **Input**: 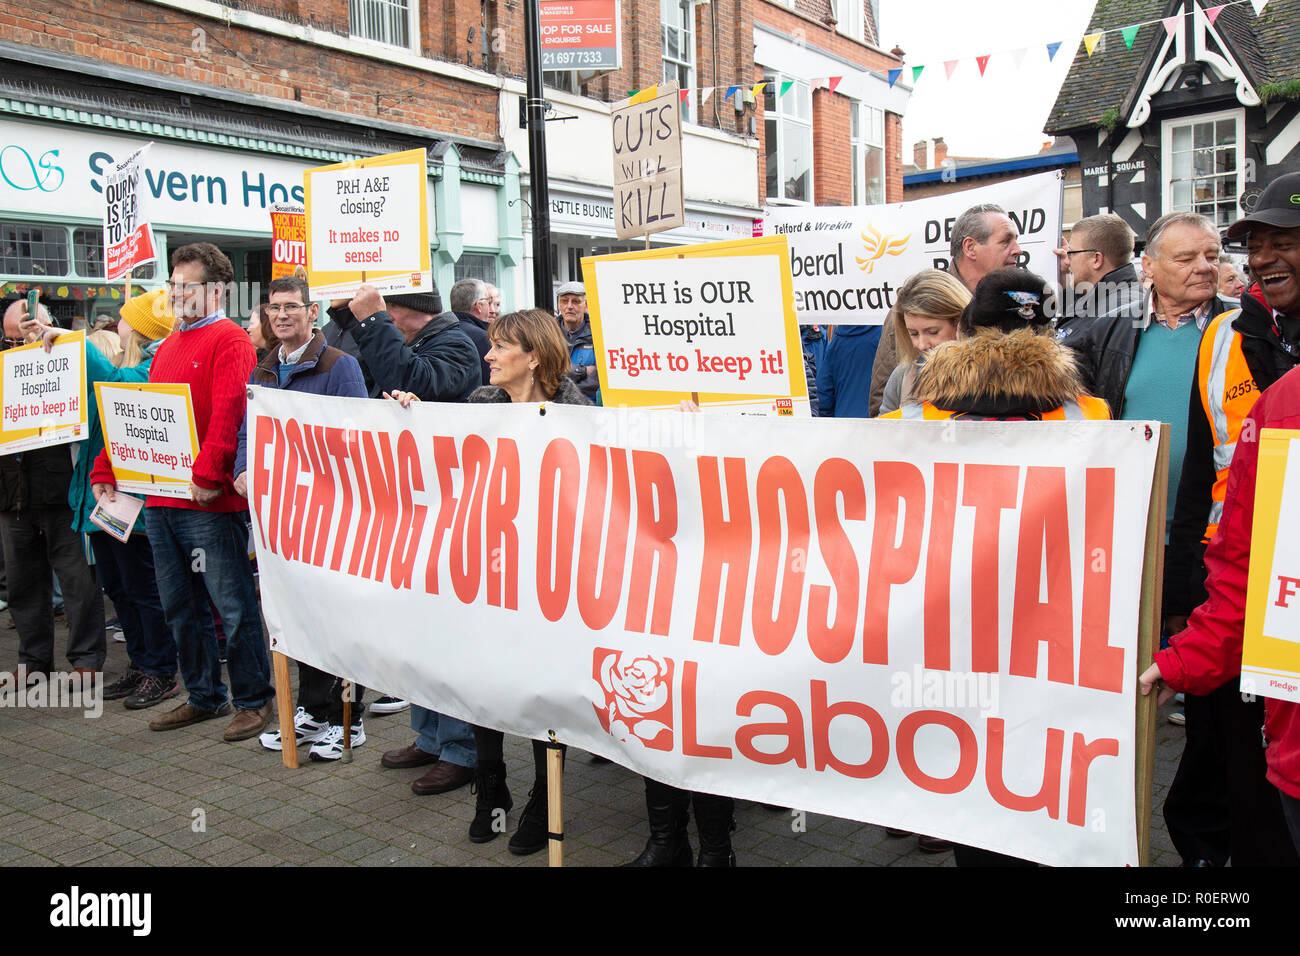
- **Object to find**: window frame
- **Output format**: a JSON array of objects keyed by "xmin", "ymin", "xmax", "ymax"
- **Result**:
[
  {"xmin": 763, "ymin": 76, "xmax": 813, "ymax": 205},
  {"xmin": 661, "ymin": 0, "xmax": 696, "ymax": 124},
  {"xmin": 851, "ymin": 102, "xmax": 885, "ymax": 206},
  {"xmin": 348, "ymin": 0, "xmax": 420, "ymax": 53},
  {"xmin": 1160, "ymin": 108, "xmax": 1244, "ymax": 229},
  {"xmin": 834, "ymin": 0, "xmax": 864, "ymax": 42}
]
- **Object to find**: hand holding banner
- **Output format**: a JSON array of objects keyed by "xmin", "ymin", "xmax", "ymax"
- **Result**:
[{"xmin": 0, "ymin": 330, "xmax": 88, "ymax": 454}]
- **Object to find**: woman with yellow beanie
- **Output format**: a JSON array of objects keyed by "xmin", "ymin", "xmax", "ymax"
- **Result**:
[{"xmin": 41, "ymin": 288, "xmax": 181, "ymax": 709}]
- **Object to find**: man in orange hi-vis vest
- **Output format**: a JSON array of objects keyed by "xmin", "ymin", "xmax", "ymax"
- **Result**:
[{"xmin": 1162, "ymin": 172, "xmax": 1300, "ymax": 868}]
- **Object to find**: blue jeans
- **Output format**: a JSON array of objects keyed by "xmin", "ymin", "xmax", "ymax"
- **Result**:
[
  {"xmin": 145, "ymin": 507, "xmax": 272, "ymax": 712},
  {"xmin": 89, "ymin": 531, "xmax": 175, "ymax": 679},
  {"xmin": 411, "ymin": 704, "xmax": 476, "ymax": 768}
]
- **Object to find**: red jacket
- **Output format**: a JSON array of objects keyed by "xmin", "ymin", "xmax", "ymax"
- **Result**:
[
  {"xmin": 1155, "ymin": 363, "xmax": 1300, "ymax": 799},
  {"xmin": 90, "ymin": 317, "xmax": 255, "ymax": 513}
]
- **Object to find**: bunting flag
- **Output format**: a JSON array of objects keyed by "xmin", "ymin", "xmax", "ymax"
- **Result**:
[
  {"xmin": 944, "ymin": 59, "xmax": 958, "ymax": 79},
  {"xmin": 1121, "ymin": 24, "xmax": 1140, "ymax": 49},
  {"xmin": 752, "ymin": 82, "xmax": 766, "ymax": 99},
  {"xmin": 679, "ymin": 88, "xmax": 690, "ymax": 104},
  {"xmin": 724, "ymin": 84, "xmax": 741, "ymax": 104},
  {"xmin": 1046, "ymin": 41, "xmax": 1062, "ymax": 61},
  {"xmin": 1205, "ymin": 4, "xmax": 1225, "ymax": 23},
  {"xmin": 887, "ymin": 68, "xmax": 901, "ymax": 88},
  {"xmin": 975, "ymin": 54, "xmax": 990, "ymax": 76},
  {"xmin": 1083, "ymin": 32, "xmax": 1102, "ymax": 56},
  {"xmin": 628, "ymin": 84, "xmax": 659, "ymax": 105},
  {"xmin": 780, "ymin": 80, "xmax": 793, "ymax": 97},
  {"xmin": 1008, "ymin": 47, "xmax": 1026, "ymax": 69},
  {"xmin": 911, "ymin": 64, "xmax": 924, "ymax": 83},
  {"xmin": 1162, "ymin": 15, "xmax": 1179, "ymax": 38},
  {"xmin": 828, "ymin": 76, "xmax": 842, "ymax": 93},
  {"xmin": 701, "ymin": 87, "xmax": 714, "ymax": 104},
  {"xmin": 1251, "ymin": 0, "xmax": 1269, "ymax": 14}
]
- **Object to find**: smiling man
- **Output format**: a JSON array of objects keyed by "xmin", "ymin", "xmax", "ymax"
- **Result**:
[
  {"xmin": 232, "ymin": 275, "xmax": 370, "ymax": 760},
  {"xmin": 1160, "ymin": 175, "xmax": 1300, "ymax": 867}
]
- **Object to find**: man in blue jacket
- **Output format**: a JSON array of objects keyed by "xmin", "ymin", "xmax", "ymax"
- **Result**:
[{"xmin": 815, "ymin": 324, "xmax": 880, "ymax": 418}]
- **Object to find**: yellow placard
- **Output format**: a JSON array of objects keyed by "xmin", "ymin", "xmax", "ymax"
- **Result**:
[
  {"xmin": 304, "ymin": 148, "xmax": 432, "ymax": 299},
  {"xmin": 582, "ymin": 236, "xmax": 810, "ymax": 415},
  {"xmin": 1242, "ymin": 428, "xmax": 1300, "ymax": 702},
  {"xmin": 0, "ymin": 330, "xmax": 88, "ymax": 454},
  {"xmin": 94, "ymin": 382, "xmax": 201, "ymax": 499}
]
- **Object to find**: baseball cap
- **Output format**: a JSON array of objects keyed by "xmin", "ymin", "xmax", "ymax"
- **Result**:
[
  {"xmin": 1226, "ymin": 171, "xmax": 1300, "ymax": 239},
  {"xmin": 557, "ymin": 281, "xmax": 586, "ymax": 298}
]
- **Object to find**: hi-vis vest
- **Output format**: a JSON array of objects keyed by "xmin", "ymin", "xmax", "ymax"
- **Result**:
[
  {"xmin": 882, "ymin": 395, "xmax": 1111, "ymax": 421},
  {"xmin": 1196, "ymin": 308, "xmax": 1258, "ymax": 540}
]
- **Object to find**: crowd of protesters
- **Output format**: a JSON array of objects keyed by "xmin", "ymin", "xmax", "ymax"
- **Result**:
[{"xmin": 4, "ymin": 169, "xmax": 1300, "ymax": 867}]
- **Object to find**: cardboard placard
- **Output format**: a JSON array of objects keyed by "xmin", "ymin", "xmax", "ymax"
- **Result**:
[
  {"xmin": 303, "ymin": 148, "xmax": 432, "ymax": 299},
  {"xmin": 94, "ymin": 382, "xmax": 200, "ymax": 499},
  {"xmin": 611, "ymin": 85, "xmax": 683, "ymax": 240},
  {"xmin": 0, "ymin": 330, "xmax": 88, "ymax": 454}
]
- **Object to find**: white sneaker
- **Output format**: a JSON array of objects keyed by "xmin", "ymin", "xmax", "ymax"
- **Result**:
[
  {"xmin": 369, "ymin": 696, "xmax": 409, "ymax": 714},
  {"xmin": 308, "ymin": 721, "xmax": 367, "ymax": 762},
  {"xmin": 259, "ymin": 706, "xmax": 331, "ymax": 751}
]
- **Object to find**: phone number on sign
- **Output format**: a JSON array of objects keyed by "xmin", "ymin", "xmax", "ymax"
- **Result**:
[{"xmin": 542, "ymin": 50, "xmax": 608, "ymax": 66}]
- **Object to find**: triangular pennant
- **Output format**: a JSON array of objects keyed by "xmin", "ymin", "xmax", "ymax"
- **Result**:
[
  {"xmin": 701, "ymin": 87, "xmax": 714, "ymax": 104},
  {"xmin": 944, "ymin": 59, "xmax": 958, "ymax": 79},
  {"xmin": 752, "ymin": 82, "xmax": 766, "ymax": 99},
  {"xmin": 779, "ymin": 80, "xmax": 793, "ymax": 97},
  {"xmin": 629, "ymin": 84, "xmax": 659, "ymax": 105},
  {"xmin": 1083, "ymin": 33, "xmax": 1102, "ymax": 56},
  {"xmin": 828, "ymin": 76, "xmax": 842, "ymax": 93},
  {"xmin": 1162, "ymin": 15, "xmax": 1179, "ymax": 39},
  {"xmin": 1008, "ymin": 48, "xmax": 1026, "ymax": 69},
  {"xmin": 1205, "ymin": 4, "xmax": 1225, "ymax": 24},
  {"xmin": 1046, "ymin": 41, "xmax": 1062, "ymax": 61},
  {"xmin": 887, "ymin": 68, "xmax": 902, "ymax": 88},
  {"xmin": 626, "ymin": 90, "xmax": 638, "ymax": 98},
  {"xmin": 1251, "ymin": 0, "xmax": 1269, "ymax": 14},
  {"xmin": 976, "ymin": 54, "xmax": 990, "ymax": 76},
  {"xmin": 1121, "ymin": 24, "xmax": 1139, "ymax": 49},
  {"xmin": 911, "ymin": 64, "xmax": 925, "ymax": 83},
  {"xmin": 724, "ymin": 85, "xmax": 740, "ymax": 104},
  {"xmin": 679, "ymin": 88, "xmax": 690, "ymax": 104}
]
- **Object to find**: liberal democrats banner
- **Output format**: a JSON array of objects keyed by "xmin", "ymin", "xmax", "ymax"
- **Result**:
[
  {"xmin": 247, "ymin": 389, "xmax": 1158, "ymax": 866},
  {"xmin": 762, "ymin": 171, "xmax": 1064, "ymax": 325}
]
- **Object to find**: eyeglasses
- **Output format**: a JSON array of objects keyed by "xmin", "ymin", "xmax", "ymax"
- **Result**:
[
  {"xmin": 1064, "ymin": 249, "xmax": 1100, "ymax": 256},
  {"xmin": 264, "ymin": 303, "xmax": 308, "ymax": 316}
]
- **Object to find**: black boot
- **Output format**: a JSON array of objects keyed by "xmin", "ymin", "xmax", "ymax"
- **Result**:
[
  {"xmin": 508, "ymin": 781, "xmax": 549, "ymax": 856},
  {"xmin": 623, "ymin": 796, "xmax": 692, "ymax": 866},
  {"xmin": 693, "ymin": 793, "xmax": 736, "ymax": 867},
  {"xmin": 468, "ymin": 760, "xmax": 512, "ymax": 844}
]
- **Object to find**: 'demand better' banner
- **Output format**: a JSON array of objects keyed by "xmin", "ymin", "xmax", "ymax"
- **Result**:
[
  {"xmin": 761, "ymin": 170, "xmax": 1064, "ymax": 325},
  {"xmin": 248, "ymin": 390, "xmax": 1156, "ymax": 866}
]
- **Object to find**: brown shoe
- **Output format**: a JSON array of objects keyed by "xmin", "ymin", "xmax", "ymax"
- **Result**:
[
  {"xmin": 411, "ymin": 760, "xmax": 474, "ymax": 795},
  {"xmin": 149, "ymin": 701, "xmax": 233, "ymax": 731},
  {"xmin": 223, "ymin": 700, "xmax": 276, "ymax": 742},
  {"xmin": 381, "ymin": 742, "xmax": 439, "ymax": 769},
  {"xmin": 917, "ymin": 835, "xmax": 953, "ymax": 853}
]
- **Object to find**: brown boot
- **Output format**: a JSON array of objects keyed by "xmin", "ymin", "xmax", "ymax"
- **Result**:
[
  {"xmin": 224, "ymin": 700, "xmax": 276, "ymax": 741},
  {"xmin": 149, "ymin": 701, "xmax": 233, "ymax": 731}
]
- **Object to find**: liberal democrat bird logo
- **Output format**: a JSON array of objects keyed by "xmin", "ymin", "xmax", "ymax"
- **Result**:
[{"xmin": 855, "ymin": 225, "xmax": 911, "ymax": 273}]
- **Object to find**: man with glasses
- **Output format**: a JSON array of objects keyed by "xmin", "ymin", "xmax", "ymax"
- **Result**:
[
  {"xmin": 232, "ymin": 275, "xmax": 370, "ymax": 760},
  {"xmin": 1055, "ymin": 213, "xmax": 1143, "ymax": 324},
  {"xmin": 90, "ymin": 242, "xmax": 274, "ymax": 743}
]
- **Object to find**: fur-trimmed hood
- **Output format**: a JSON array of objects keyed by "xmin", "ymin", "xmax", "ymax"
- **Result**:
[{"xmin": 910, "ymin": 327, "xmax": 1089, "ymax": 418}]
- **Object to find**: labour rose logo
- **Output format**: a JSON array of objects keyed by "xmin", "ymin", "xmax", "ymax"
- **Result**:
[{"xmin": 591, "ymin": 649, "xmax": 674, "ymax": 751}]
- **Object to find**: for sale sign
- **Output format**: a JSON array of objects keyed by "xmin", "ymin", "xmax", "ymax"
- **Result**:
[
  {"xmin": 103, "ymin": 145, "xmax": 157, "ymax": 281},
  {"xmin": 540, "ymin": 0, "xmax": 621, "ymax": 71}
]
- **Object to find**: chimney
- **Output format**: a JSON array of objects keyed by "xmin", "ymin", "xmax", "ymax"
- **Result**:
[
  {"xmin": 932, "ymin": 137, "xmax": 948, "ymax": 166},
  {"xmin": 891, "ymin": 45, "xmax": 906, "ymax": 60},
  {"xmin": 913, "ymin": 140, "xmax": 928, "ymax": 170}
]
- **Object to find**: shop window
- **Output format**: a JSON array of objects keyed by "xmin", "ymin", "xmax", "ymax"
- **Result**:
[
  {"xmin": 243, "ymin": 250, "xmax": 272, "ymax": 293},
  {"xmin": 851, "ymin": 103, "xmax": 885, "ymax": 206},
  {"xmin": 0, "ymin": 223, "xmax": 68, "ymax": 277},
  {"xmin": 71, "ymin": 228, "xmax": 154, "ymax": 280},
  {"xmin": 763, "ymin": 77, "xmax": 812, "ymax": 204},
  {"xmin": 349, "ymin": 0, "xmax": 417, "ymax": 51},
  {"xmin": 1162, "ymin": 109, "xmax": 1243, "ymax": 229},
  {"xmin": 661, "ymin": 0, "xmax": 695, "ymax": 123},
  {"xmin": 455, "ymin": 254, "xmax": 498, "ymax": 285}
]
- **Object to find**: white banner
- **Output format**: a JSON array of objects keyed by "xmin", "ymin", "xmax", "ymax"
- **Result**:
[
  {"xmin": 248, "ymin": 391, "xmax": 1156, "ymax": 866},
  {"xmin": 762, "ymin": 171, "xmax": 1064, "ymax": 325}
]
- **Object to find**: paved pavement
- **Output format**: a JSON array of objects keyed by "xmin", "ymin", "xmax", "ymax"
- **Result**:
[{"xmin": 0, "ymin": 609, "xmax": 1187, "ymax": 867}]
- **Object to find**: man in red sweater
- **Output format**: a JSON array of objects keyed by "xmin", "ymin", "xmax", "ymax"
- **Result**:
[{"xmin": 91, "ymin": 243, "xmax": 274, "ymax": 742}]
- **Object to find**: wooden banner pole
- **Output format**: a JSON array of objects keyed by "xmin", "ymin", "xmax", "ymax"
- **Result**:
[
  {"xmin": 1135, "ymin": 423, "xmax": 1170, "ymax": 866},
  {"xmin": 546, "ymin": 730, "xmax": 564, "ymax": 867},
  {"xmin": 340, "ymin": 681, "xmax": 353, "ymax": 763},
  {"xmin": 272, "ymin": 651, "xmax": 298, "ymax": 769}
]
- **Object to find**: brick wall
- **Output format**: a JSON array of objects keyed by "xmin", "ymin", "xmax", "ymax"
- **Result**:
[
  {"xmin": 885, "ymin": 111, "xmax": 902, "ymax": 202},
  {"xmin": 812, "ymin": 88, "xmax": 849, "ymax": 205}
]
